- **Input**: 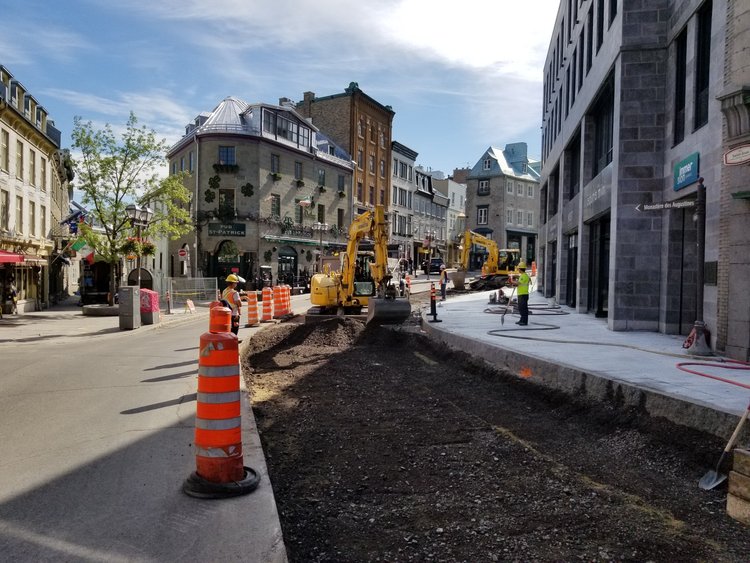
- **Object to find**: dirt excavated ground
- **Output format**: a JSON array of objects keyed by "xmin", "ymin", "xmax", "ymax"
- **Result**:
[{"xmin": 242, "ymin": 306, "xmax": 750, "ymax": 562}]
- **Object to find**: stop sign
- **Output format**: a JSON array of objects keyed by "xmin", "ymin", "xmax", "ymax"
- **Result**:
[{"xmin": 178, "ymin": 249, "xmax": 187, "ymax": 257}]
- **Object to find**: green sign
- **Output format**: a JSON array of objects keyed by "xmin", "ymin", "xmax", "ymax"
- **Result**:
[
  {"xmin": 673, "ymin": 152, "xmax": 699, "ymax": 191},
  {"xmin": 208, "ymin": 222, "xmax": 246, "ymax": 237}
]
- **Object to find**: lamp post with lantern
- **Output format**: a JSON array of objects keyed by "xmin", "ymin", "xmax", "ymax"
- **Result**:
[
  {"xmin": 312, "ymin": 221, "xmax": 329, "ymax": 273},
  {"xmin": 125, "ymin": 203, "xmax": 154, "ymax": 288}
]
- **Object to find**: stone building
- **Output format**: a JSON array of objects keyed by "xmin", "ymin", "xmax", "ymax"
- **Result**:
[
  {"xmin": 538, "ymin": 0, "xmax": 750, "ymax": 359},
  {"xmin": 167, "ymin": 96, "xmax": 354, "ymax": 288},
  {"xmin": 432, "ymin": 177, "xmax": 467, "ymax": 267},
  {"xmin": 296, "ymin": 83, "xmax": 395, "ymax": 219},
  {"xmin": 390, "ymin": 141, "xmax": 418, "ymax": 266},
  {"xmin": 0, "ymin": 65, "xmax": 73, "ymax": 313},
  {"xmin": 464, "ymin": 143, "xmax": 540, "ymax": 268}
]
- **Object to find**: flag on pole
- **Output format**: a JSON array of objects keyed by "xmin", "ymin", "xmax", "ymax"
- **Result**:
[
  {"xmin": 70, "ymin": 238, "xmax": 87, "ymax": 252},
  {"xmin": 80, "ymin": 244, "xmax": 95, "ymax": 264}
]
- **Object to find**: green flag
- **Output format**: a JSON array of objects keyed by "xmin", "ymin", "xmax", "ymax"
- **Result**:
[{"xmin": 70, "ymin": 238, "xmax": 87, "ymax": 251}]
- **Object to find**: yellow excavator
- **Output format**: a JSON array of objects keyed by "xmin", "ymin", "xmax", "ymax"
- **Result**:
[
  {"xmin": 309, "ymin": 205, "xmax": 411, "ymax": 324},
  {"xmin": 453, "ymin": 229, "xmax": 521, "ymax": 291}
]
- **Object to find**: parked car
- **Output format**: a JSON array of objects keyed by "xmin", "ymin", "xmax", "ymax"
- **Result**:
[{"xmin": 422, "ymin": 257, "xmax": 445, "ymax": 274}]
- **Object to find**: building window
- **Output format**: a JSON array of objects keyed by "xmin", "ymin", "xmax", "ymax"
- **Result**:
[
  {"xmin": 566, "ymin": 131, "xmax": 581, "ymax": 199},
  {"xmin": 674, "ymin": 28, "xmax": 687, "ymax": 145},
  {"xmin": 337, "ymin": 208, "xmax": 344, "ymax": 229},
  {"xmin": 317, "ymin": 168, "xmax": 326, "ymax": 187},
  {"xmin": 694, "ymin": 0, "xmax": 712, "ymax": 130},
  {"xmin": 369, "ymin": 186, "xmax": 375, "ymax": 205},
  {"xmin": 16, "ymin": 195, "xmax": 23, "ymax": 233},
  {"xmin": 180, "ymin": 156, "xmax": 185, "ymax": 171},
  {"xmin": 28, "ymin": 201, "xmax": 36, "ymax": 236},
  {"xmin": 577, "ymin": 34, "xmax": 584, "ymax": 91},
  {"xmin": 477, "ymin": 206, "xmax": 488, "ymax": 225},
  {"xmin": 380, "ymin": 131, "xmax": 386, "ymax": 148},
  {"xmin": 506, "ymin": 209, "xmax": 513, "ymax": 224},
  {"xmin": 357, "ymin": 149, "xmax": 364, "ymax": 169},
  {"xmin": 483, "ymin": 158, "xmax": 491, "ymax": 170},
  {"xmin": 609, "ymin": 0, "xmax": 617, "ymax": 26},
  {"xmin": 358, "ymin": 118, "xmax": 365, "ymax": 137},
  {"xmin": 29, "ymin": 149, "xmax": 36, "ymax": 186},
  {"xmin": 527, "ymin": 185, "xmax": 534, "ymax": 198},
  {"xmin": 294, "ymin": 199, "xmax": 303, "ymax": 223},
  {"xmin": 478, "ymin": 180, "xmax": 490, "ymax": 195},
  {"xmin": 338, "ymin": 174, "xmax": 345, "ymax": 192},
  {"xmin": 317, "ymin": 204, "xmax": 325, "ymax": 223},
  {"xmin": 596, "ymin": 0, "xmax": 604, "ymax": 53},
  {"xmin": 370, "ymin": 125, "xmax": 377, "ymax": 143},
  {"xmin": 295, "ymin": 161, "xmax": 303, "ymax": 180},
  {"xmin": 592, "ymin": 76, "xmax": 614, "ymax": 176},
  {"xmin": 400, "ymin": 162, "xmax": 408, "ymax": 179},
  {"xmin": 271, "ymin": 154, "xmax": 280, "ymax": 174},
  {"xmin": 16, "ymin": 140, "xmax": 23, "ymax": 180},
  {"xmin": 219, "ymin": 189, "xmax": 235, "ymax": 218},
  {"xmin": 218, "ymin": 146, "xmax": 235, "ymax": 165},
  {"xmin": 0, "ymin": 190, "xmax": 8, "ymax": 229},
  {"xmin": 40, "ymin": 157, "xmax": 47, "ymax": 191},
  {"xmin": 270, "ymin": 194, "xmax": 280, "ymax": 218},
  {"xmin": 517, "ymin": 210, "xmax": 523, "ymax": 224},
  {"xmin": 189, "ymin": 151, "xmax": 194, "ymax": 172},
  {"xmin": 380, "ymin": 159, "xmax": 385, "ymax": 177},
  {"xmin": 0, "ymin": 129, "xmax": 8, "ymax": 171},
  {"xmin": 357, "ymin": 182, "xmax": 363, "ymax": 201},
  {"xmin": 408, "ymin": 165, "xmax": 413, "ymax": 182},
  {"xmin": 41, "ymin": 204, "xmax": 46, "ymax": 237},
  {"xmin": 527, "ymin": 212, "xmax": 533, "ymax": 227},
  {"xmin": 586, "ymin": 6, "xmax": 593, "ymax": 73},
  {"xmin": 369, "ymin": 155, "xmax": 375, "ymax": 173},
  {"xmin": 393, "ymin": 158, "xmax": 398, "ymax": 176},
  {"xmin": 507, "ymin": 181, "xmax": 513, "ymax": 194},
  {"xmin": 393, "ymin": 187, "xmax": 398, "ymax": 205},
  {"xmin": 380, "ymin": 189, "xmax": 385, "ymax": 205},
  {"xmin": 517, "ymin": 183, "xmax": 523, "ymax": 196}
]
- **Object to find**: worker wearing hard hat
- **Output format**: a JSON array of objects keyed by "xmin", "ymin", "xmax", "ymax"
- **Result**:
[
  {"xmin": 222, "ymin": 274, "xmax": 243, "ymax": 335},
  {"xmin": 514, "ymin": 262, "xmax": 530, "ymax": 326}
]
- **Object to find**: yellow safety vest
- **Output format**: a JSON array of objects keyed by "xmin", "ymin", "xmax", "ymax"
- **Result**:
[{"xmin": 517, "ymin": 272, "xmax": 531, "ymax": 296}]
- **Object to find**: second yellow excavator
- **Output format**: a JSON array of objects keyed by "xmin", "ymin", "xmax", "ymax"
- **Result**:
[
  {"xmin": 452, "ymin": 229, "xmax": 520, "ymax": 291},
  {"xmin": 308, "ymin": 205, "xmax": 411, "ymax": 324}
]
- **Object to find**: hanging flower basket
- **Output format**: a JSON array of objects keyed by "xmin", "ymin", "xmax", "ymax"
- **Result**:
[
  {"xmin": 120, "ymin": 237, "xmax": 141, "ymax": 256},
  {"xmin": 141, "ymin": 240, "xmax": 156, "ymax": 256}
]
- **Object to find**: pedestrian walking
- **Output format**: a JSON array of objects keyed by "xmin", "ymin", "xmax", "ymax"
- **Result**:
[
  {"xmin": 222, "ymin": 274, "xmax": 243, "ymax": 335},
  {"xmin": 514, "ymin": 262, "xmax": 530, "ymax": 326},
  {"xmin": 439, "ymin": 264, "xmax": 448, "ymax": 301}
]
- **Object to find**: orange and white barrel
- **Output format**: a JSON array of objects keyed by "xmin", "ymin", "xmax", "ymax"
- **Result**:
[
  {"xmin": 261, "ymin": 286, "xmax": 273, "ymax": 322},
  {"xmin": 273, "ymin": 285, "xmax": 284, "ymax": 318},
  {"xmin": 245, "ymin": 291, "xmax": 259, "ymax": 327},
  {"xmin": 194, "ymin": 305, "xmax": 244, "ymax": 483}
]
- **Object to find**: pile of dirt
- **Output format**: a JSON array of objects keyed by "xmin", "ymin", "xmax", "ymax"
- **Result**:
[{"xmin": 244, "ymin": 317, "xmax": 750, "ymax": 562}]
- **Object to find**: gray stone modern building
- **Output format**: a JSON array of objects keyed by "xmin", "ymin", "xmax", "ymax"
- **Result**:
[
  {"xmin": 538, "ymin": 0, "xmax": 750, "ymax": 359},
  {"xmin": 465, "ymin": 143, "xmax": 540, "ymax": 268}
]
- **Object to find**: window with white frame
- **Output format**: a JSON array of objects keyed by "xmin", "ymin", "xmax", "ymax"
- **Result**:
[
  {"xmin": 295, "ymin": 161, "xmax": 303, "ymax": 180},
  {"xmin": 29, "ymin": 201, "xmax": 36, "ymax": 236},
  {"xmin": 29, "ymin": 149, "xmax": 36, "ymax": 186},
  {"xmin": 477, "ymin": 206, "xmax": 488, "ymax": 225},
  {"xmin": 527, "ymin": 211, "xmax": 533, "ymax": 226},
  {"xmin": 517, "ymin": 210, "xmax": 523, "ymax": 224},
  {"xmin": 270, "ymin": 194, "xmax": 280, "ymax": 218},
  {"xmin": 40, "ymin": 157, "xmax": 46, "ymax": 191},
  {"xmin": 517, "ymin": 183, "xmax": 523, "ymax": 196},
  {"xmin": 506, "ymin": 209, "xmax": 513, "ymax": 224},
  {"xmin": 527, "ymin": 185, "xmax": 534, "ymax": 197},
  {"xmin": 41, "ymin": 205, "xmax": 46, "ymax": 238},
  {"xmin": 0, "ymin": 129, "xmax": 8, "ymax": 171},
  {"xmin": 483, "ymin": 158, "xmax": 491, "ymax": 170},
  {"xmin": 0, "ymin": 190, "xmax": 8, "ymax": 229},
  {"xmin": 507, "ymin": 181, "xmax": 513, "ymax": 194},
  {"xmin": 393, "ymin": 158, "xmax": 398, "ymax": 176},
  {"xmin": 16, "ymin": 141, "xmax": 23, "ymax": 180},
  {"xmin": 478, "ymin": 180, "xmax": 490, "ymax": 195}
]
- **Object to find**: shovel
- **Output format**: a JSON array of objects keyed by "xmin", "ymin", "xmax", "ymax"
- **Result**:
[
  {"xmin": 501, "ymin": 286, "xmax": 516, "ymax": 326},
  {"xmin": 699, "ymin": 401, "xmax": 750, "ymax": 490}
]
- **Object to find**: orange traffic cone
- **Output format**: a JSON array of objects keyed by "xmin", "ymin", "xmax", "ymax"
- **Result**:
[{"xmin": 183, "ymin": 305, "xmax": 260, "ymax": 499}]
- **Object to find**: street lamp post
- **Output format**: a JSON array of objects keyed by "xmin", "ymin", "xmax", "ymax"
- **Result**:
[
  {"xmin": 312, "ymin": 221, "xmax": 329, "ymax": 273},
  {"xmin": 125, "ymin": 203, "xmax": 154, "ymax": 288}
]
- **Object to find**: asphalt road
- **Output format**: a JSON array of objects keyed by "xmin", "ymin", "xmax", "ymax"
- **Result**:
[{"xmin": 0, "ymin": 318, "xmax": 283, "ymax": 562}]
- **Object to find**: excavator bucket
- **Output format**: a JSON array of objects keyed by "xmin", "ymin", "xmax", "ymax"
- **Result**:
[
  {"xmin": 366, "ymin": 297, "xmax": 411, "ymax": 325},
  {"xmin": 451, "ymin": 270, "xmax": 466, "ymax": 291}
]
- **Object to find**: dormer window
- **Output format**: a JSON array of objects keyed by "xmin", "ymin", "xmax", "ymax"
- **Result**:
[{"xmin": 483, "ymin": 158, "xmax": 491, "ymax": 170}]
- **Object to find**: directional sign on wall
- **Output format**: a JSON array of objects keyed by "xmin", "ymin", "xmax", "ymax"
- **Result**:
[{"xmin": 635, "ymin": 200, "xmax": 696, "ymax": 212}]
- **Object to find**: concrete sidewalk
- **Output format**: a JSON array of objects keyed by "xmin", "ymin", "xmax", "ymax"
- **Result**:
[{"xmin": 422, "ymin": 286, "xmax": 750, "ymax": 439}]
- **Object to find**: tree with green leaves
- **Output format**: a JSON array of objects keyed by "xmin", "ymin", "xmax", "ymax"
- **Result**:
[{"xmin": 71, "ymin": 112, "xmax": 193, "ymax": 304}]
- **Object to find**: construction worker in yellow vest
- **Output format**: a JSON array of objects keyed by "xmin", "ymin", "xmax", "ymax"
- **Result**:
[
  {"xmin": 514, "ymin": 262, "xmax": 530, "ymax": 326},
  {"xmin": 222, "ymin": 274, "xmax": 242, "ymax": 335}
]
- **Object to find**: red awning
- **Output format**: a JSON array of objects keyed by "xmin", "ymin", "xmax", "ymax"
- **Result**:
[{"xmin": 0, "ymin": 250, "xmax": 24, "ymax": 264}]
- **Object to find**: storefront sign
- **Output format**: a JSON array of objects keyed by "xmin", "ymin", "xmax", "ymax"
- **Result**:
[
  {"xmin": 208, "ymin": 223, "xmax": 246, "ymax": 237},
  {"xmin": 724, "ymin": 144, "xmax": 750, "ymax": 166},
  {"xmin": 673, "ymin": 152, "xmax": 700, "ymax": 191}
]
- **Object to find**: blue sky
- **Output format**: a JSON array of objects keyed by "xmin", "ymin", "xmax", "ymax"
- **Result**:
[{"xmin": 2, "ymin": 0, "xmax": 559, "ymax": 176}]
